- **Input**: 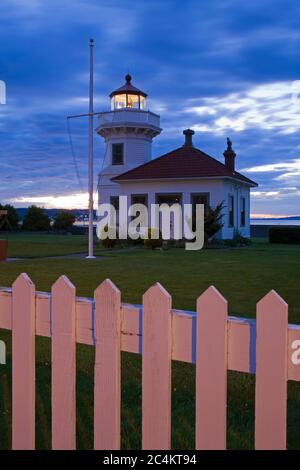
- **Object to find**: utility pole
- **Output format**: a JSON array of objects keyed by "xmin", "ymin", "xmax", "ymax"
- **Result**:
[{"xmin": 86, "ymin": 38, "xmax": 96, "ymax": 258}]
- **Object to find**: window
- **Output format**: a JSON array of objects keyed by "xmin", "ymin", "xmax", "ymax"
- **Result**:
[
  {"xmin": 240, "ymin": 197, "xmax": 246, "ymax": 227},
  {"xmin": 112, "ymin": 94, "xmax": 127, "ymax": 110},
  {"xmin": 191, "ymin": 193, "xmax": 209, "ymax": 230},
  {"xmin": 131, "ymin": 194, "xmax": 148, "ymax": 207},
  {"xmin": 191, "ymin": 193, "xmax": 209, "ymax": 215},
  {"xmin": 112, "ymin": 143, "xmax": 124, "ymax": 165},
  {"xmin": 110, "ymin": 196, "xmax": 119, "ymax": 211},
  {"xmin": 156, "ymin": 193, "xmax": 182, "ymax": 239},
  {"xmin": 156, "ymin": 194, "xmax": 181, "ymax": 205},
  {"xmin": 228, "ymin": 195, "xmax": 234, "ymax": 227},
  {"xmin": 140, "ymin": 96, "xmax": 146, "ymax": 110},
  {"xmin": 130, "ymin": 195, "xmax": 148, "ymax": 226},
  {"xmin": 111, "ymin": 94, "xmax": 147, "ymax": 110},
  {"xmin": 127, "ymin": 94, "xmax": 140, "ymax": 109}
]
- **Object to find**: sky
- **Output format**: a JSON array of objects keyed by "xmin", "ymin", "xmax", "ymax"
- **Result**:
[{"xmin": 0, "ymin": 0, "xmax": 300, "ymax": 217}]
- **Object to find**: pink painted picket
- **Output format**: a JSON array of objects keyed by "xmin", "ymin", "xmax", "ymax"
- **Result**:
[
  {"xmin": 51, "ymin": 276, "xmax": 76, "ymax": 450},
  {"xmin": 1, "ymin": 273, "xmax": 300, "ymax": 450},
  {"xmin": 255, "ymin": 290, "xmax": 288, "ymax": 450},
  {"xmin": 12, "ymin": 273, "xmax": 36, "ymax": 450},
  {"xmin": 196, "ymin": 286, "xmax": 228, "ymax": 450},
  {"xmin": 94, "ymin": 279, "xmax": 121, "ymax": 450},
  {"xmin": 142, "ymin": 283, "xmax": 172, "ymax": 450}
]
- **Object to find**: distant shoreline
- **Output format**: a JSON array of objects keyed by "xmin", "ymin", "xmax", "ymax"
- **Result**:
[
  {"xmin": 251, "ymin": 219, "xmax": 300, "ymax": 226},
  {"xmin": 14, "ymin": 208, "xmax": 300, "ymax": 225},
  {"xmin": 251, "ymin": 217, "xmax": 300, "ymax": 221}
]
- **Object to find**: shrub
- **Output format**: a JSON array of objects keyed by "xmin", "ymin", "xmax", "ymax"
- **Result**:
[
  {"xmin": 0, "ymin": 203, "xmax": 19, "ymax": 231},
  {"xmin": 127, "ymin": 228, "xmax": 145, "ymax": 245},
  {"xmin": 53, "ymin": 211, "xmax": 76, "ymax": 231},
  {"xmin": 224, "ymin": 230, "xmax": 251, "ymax": 247},
  {"xmin": 22, "ymin": 205, "xmax": 50, "ymax": 231},
  {"xmin": 186, "ymin": 202, "xmax": 224, "ymax": 245},
  {"xmin": 269, "ymin": 227, "xmax": 300, "ymax": 244},
  {"xmin": 224, "ymin": 238, "xmax": 238, "ymax": 247},
  {"xmin": 102, "ymin": 237, "xmax": 117, "ymax": 248},
  {"xmin": 233, "ymin": 229, "xmax": 251, "ymax": 246},
  {"xmin": 204, "ymin": 202, "xmax": 224, "ymax": 241},
  {"xmin": 144, "ymin": 228, "xmax": 162, "ymax": 249},
  {"xmin": 100, "ymin": 225, "xmax": 117, "ymax": 248}
]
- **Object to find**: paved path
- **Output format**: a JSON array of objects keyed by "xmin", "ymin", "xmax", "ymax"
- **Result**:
[{"xmin": 3, "ymin": 246, "xmax": 138, "ymax": 262}]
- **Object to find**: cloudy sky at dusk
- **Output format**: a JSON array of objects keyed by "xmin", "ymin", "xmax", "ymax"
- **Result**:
[{"xmin": 0, "ymin": 0, "xmax": 300, "ymax": 216}]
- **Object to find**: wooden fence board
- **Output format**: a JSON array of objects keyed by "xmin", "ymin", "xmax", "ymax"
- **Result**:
[
  {"xmin": 51, "ymin": 276, "xmax": 76, "ymax": 450},
  {"xmin": 94, "ymin": 279, "xmax": 121, "ymax": 450},
  {"xmin": 196, "ymin": 286, "xmax": 228, "ymax": 450},
  {"xmin": 142, "ymin": 283, "xmax": 172, "ymax": 450},
  {"xmin": 255, "ymin": 290, "xmax": 288, "ymax": 450},
  {"xmin": 12, "ymin": 273, "xmax": 36, "ymax": 450}
]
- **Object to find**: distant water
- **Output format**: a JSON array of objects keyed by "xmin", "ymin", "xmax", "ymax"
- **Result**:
[
  {"xmin": 251, "ymin": 219, "xmax": 300, "ymax": 226},
  {"xmin": 74, "ymin": 221, "xmax": 97, "ymax": 227}
]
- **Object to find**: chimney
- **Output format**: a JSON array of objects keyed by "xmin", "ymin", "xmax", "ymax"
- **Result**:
[
  {"xmin": 183, "ymin": 129, "xmax": 194, "ymax": 147},
  {"xmin": 223, "ymin": 137, "xmax": 236, "ymax": 173}
]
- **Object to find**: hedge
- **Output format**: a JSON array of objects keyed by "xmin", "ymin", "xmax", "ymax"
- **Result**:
[{"xmin": 269, "ymin": 226, "xmax": 300, "ymax": 244}]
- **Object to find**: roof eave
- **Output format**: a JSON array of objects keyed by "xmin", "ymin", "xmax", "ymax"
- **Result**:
[{"xmin": 112, "ymin": 175, "xmax": 258, "ymax": 187}]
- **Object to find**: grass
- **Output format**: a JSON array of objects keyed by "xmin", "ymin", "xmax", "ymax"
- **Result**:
[
  {"xmin": 0, "ymin": 233, "xmax": 300, "ymax": 449},
  {"xmin": 2, "ymin": 233, "xmax": 90, "ymax": 258}
]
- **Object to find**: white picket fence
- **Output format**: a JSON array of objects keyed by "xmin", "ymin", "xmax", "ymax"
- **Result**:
[{"xmin": 0, "ymin": 273, "xmax": 300, "ymax": 450}]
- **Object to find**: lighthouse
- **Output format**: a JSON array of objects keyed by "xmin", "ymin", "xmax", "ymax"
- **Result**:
[{"xmin": 96, "ymin": 74, "xmax": 161, "ymax": 205}]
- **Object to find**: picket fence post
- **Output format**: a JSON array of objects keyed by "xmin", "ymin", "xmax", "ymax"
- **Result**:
[
  {"xmin": 255, "ymin": 290, "xmax": 288, "ymax": 450},
  {"xmin": 51, "ymin": 276, "xmax": 76, "ymax": 450},
  {"xmin": 12, "ymin": 273, "xmax": 36, "ymax": 450},
  {"xmin": 142, "ymin": 283, "xmax": 172, "ymax": 450},
  {"xmin": 196, "ymin": 286, "xmax": 228, "ymax": 450},
  {"xmin": 94, "ymin": 279, "xmax": 121, "ymax": 450}
]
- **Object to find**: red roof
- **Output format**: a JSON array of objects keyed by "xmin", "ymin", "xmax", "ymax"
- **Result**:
[{"xmin": 112, "ymin": 145, "xmax": 258, "ymax": 186}]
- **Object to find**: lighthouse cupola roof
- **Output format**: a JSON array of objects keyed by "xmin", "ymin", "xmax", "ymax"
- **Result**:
[
  {"xmin": 110, "ymin": 74, "xmax": 147, "ymax": 110},
  {"xmin": 110, "ymin": 74, "xmax": 147, "ymax": 98}
]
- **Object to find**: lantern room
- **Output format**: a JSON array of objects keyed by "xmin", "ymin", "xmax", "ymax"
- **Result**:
[{"xmin": 109, "ymin": 74, "xmax": 147, "ymax": 111}]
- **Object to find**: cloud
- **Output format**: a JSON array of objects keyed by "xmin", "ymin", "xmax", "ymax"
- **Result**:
[
  {"xmin": 0, "ymin": 0, "xmax": 139, "ymax": 44},
  {"xmin": 11, "ymin": 192, "xmax": 90, "ymax": 209},
  {"xmin": 184, "ymin": 81, "xmax": 300, "ymax": 134},
  {"xmin": 241, "ymin": 158, "xmax": 300, "ymax": 186},
  {"xmin": 251, "ymin": 191, "xmax": 280, "ymax": 197},
  {"xmin": 241, "ymin": 158, "xmax": 300, "ymax": 173}
]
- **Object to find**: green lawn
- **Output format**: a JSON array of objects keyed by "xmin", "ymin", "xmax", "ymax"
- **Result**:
[
  {"xmin": 2, "ymin": 233, "xmax": 91, "ymax": 258},
  {"xmin": 0, "ymin": 233, "xmax": 300, "ymax": 449}
]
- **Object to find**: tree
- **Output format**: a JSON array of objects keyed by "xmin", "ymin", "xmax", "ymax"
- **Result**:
[
  {"xmin": 0, "ymin": 203, "xmax": 19, "ymax": 231},
  {"xmin": 53, "ymin": 211, "xmax": 76, "ymax": 231},
  {"xmin": 204, "ymin": 202, "xmax": 224, "ymax": 241},
  {"xmin": 22, "ymin": 205, "xmax": 50, "ymax": 231}
]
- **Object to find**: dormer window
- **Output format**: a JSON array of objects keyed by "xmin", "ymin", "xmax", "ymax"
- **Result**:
[
  {"xmin": 110, "ymin": 74, "xmax": 147, "ymax": 111},
  {"xmin": 112, "ymin": 143, "xmax": 124, "ymax": 165}
]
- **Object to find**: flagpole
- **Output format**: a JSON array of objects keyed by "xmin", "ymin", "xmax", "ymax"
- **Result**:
[{"xmin": 87, "ymin": 38, "xmax": 96, "ymax": 259}]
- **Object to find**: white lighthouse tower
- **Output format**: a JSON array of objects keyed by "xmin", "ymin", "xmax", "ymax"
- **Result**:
[{"xmin": 96, "ymin": 74, "xmax": 161, "ymax": 206}]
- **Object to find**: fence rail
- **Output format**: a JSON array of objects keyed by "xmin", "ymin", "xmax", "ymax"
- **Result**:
[{"xmin": 0, "ymin": 273, "xmax": 300, "ymax": 450}]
